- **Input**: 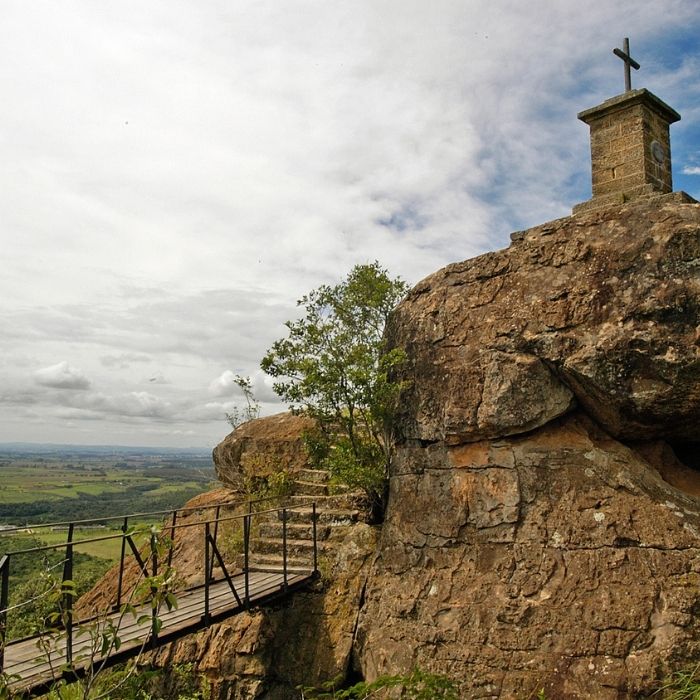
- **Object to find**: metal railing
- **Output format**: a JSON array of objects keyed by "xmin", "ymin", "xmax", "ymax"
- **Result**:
[{"xmin": 0, "ymin": 496, "xmax": 319, "ymax": 676}]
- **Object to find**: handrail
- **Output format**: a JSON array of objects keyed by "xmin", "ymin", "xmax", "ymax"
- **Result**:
[
  {"xmin": 0, "ymin": 555, "xmax": 8, "ymax": 671},
  {"xmin": 0, "ymin": 493, "xmax": 300, "ymax": 535},
  {"xmin": 6, "ymin": 496, "xmax": 312, "ymax": 556}
]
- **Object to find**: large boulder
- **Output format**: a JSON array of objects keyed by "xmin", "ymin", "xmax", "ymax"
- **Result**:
[
  {"xmin": 355, "ymin": 196, "xmax": 700, "ymax": 698},
  {"xmin": 213, "ymin": 412, "xmax": 315, "ymax": 490},
  {"xmin": 388, "ymin": 194, "xmax": 700, "ymax": 444}
]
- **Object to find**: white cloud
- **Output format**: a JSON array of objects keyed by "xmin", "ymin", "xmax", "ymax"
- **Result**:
[
  {"xmin": 73, "ymin": 391, "xmax": 173, "ymax": 419},
  {"xmin": 683, "ymin": 166, "xmax": 700, "ymax": 175},
  {"xmin": 250, "ymin": 370, "xmax": 280, "ymax": 404},
  {"xmin": 34, "ymin": 362, "xmax": 91, "ymax": 390},
  {"xmin": 208, "ymin": 371, "xmax": 243, "ymax": 397},
  {"xmin": 100, "ymin": 353, "xmax": 152, "ymax": 369},
  {"xmin": 1, "ymin": 1, "xmax": 699, "ymax": 447},
  {"xmin": 209, "ymin": 369, "xmax": 280, "ymax": 404}
]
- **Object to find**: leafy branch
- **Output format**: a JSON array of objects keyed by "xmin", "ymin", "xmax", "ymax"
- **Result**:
[{"xmin": 261, "ymin": 262, "xmax": 408, "ymax": 516}]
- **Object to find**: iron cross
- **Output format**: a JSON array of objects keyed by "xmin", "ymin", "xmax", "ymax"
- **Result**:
[{"xmin": 613, "ymin": 38, "xmax": 640, "ymax": 92}]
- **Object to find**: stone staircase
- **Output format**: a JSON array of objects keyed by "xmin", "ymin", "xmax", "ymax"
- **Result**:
[{"xmin": 246, "ymin": 468, "xmax": 362, "ymax": 574}]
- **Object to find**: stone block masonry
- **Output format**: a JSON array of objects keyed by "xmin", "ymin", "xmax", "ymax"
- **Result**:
[{"xmin": 574, "ymin": 89, "xmax": 681, "ymax": 213}]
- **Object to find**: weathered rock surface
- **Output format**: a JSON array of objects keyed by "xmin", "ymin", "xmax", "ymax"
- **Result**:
[
  {"xmin": 354, "ymin": 197, "xmax": 700, "ymax": 698},
  {"xmin": 388, "ymin": 196, "xmax": 700, "ymax": 444},
  {"xmin": 214, "ymin": 412, "xmax": 315, "ymax": 489},
  {"xmin": 356, "ymin": 413, "xmax": 700, "ymax": 698}
]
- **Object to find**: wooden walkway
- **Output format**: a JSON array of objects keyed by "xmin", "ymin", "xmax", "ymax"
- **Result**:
[{"xmin": 4, "ymin": 569, "xmax": 315, "ymax": 694}]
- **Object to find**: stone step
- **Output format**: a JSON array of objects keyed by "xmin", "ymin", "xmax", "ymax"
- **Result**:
[
  {"xmin": 250, "ymin": 537, "xmax": 326, "ymax": 558},
  {"xmin": 284, "ymin": 506, "xmax": 360, "ymax": 526},
  {"xmin": 245, "ymin": 504, "xmax": 359, "ymax": 527},
  {"xmin": 234, "ymin": 552, "xmax": 310, "ymax": 572},
  {"xmin": 252, "ymin": 505, "xmax": 360, "ymax": 526},
  {"xmin": 293, "ymin": 480, "xmax": 329, "ymax": 497},
  {"xmin": 296, "ymin": 468, "xmax": 330, "ymax": 484},
  {"xmin": 247, "ymin": 554, "xmax": 312, "ymax": 574},
  {"xmin": 286, "ymin": 493, "xmax": 363, "ymax": 510},
  {"xmin": 258, "ymin": 522, "xmax": 331, "ymax": 541}
]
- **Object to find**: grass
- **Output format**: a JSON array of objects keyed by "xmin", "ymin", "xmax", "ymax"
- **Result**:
[
  {"xmin": 655, "ymin": 664, "xmax": 700, "ymax": 699},
  {"xmin": 0, "ymin": 462, "xmax": 209, "ymax": 505},
  {"xmin": 145, "ymin": 480, "xmax": 204, "ymax": 497},
  {"xmin": 36, "ymin": 529, "xmax": 125, "ymax": 561}
]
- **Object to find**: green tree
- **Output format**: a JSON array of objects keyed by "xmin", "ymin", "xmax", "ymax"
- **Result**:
[{"xmin": 261, "ymin": 262, "xmax": 409, "ymax": 515}]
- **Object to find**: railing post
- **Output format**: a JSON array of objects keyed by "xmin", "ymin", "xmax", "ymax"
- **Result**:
[
  {"xmin": 151, "ymin": 531, "xmax": 158, "ymax": 578},
  {"xmin": 204, "ymin": 522, "xmax": 210, "ymax": 625},
  {"xmin": 282, "ymin": 508, "xmax": 288, "ymax": 591},
  {"xmin": 0, "ymin": 555, "xmax": 9, "ymax": 673},
  {"xmin": 312, "ymin": 502, "xmax": 318, "ymax": 576},
  {"xmin": 115, "ymin": 516, "xmax": 128, "ymax": 610},
  {"xmin": 243, "ymin": 513, "xmax": 250, "ymax": 607},
  {"xmin": 150, "ymin": 531, "xmax": 158, "ymax": 649},
  {"xmin": 167, "ymin": 510, "xmax": 177, "ymax": 569},
  {"xmin": 203, "ymin": 522, "xmax": 211, "ymax": 625},
  {"xmin": 62, "ymin": 523, "xmax": 74, "ymax": 669},
  {"xmin": 208, "ymin": 505, "xmax": 221, "ymax": 581}
]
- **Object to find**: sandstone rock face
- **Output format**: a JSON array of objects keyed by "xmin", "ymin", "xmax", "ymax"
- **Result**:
[
  {"xmin": 213, "ymin": 412, "xmax": 315, "ymax": 489},
  {"xmin": 388, "ymin": 196, "xmax": 700, "ymax": 443},
  {"xmin": 356, "ymin": 414, "xmax": 700, "ymax": 698},
  {"xmin": 355, "ymin": 198, "xmax": 700, "ymax": 698}
]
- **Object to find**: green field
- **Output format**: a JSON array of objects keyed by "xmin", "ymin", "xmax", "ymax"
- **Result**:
[
  {"xmin": 0, "ymin": 445, "xmax": 217, "ymax": 526},
  {"xmin": 0, "ymin": 466, "xmax": 171, "ymax": 504},
  {"xmin": 30, "ymin": 528, "xmax": 125, "ymax": 561}
]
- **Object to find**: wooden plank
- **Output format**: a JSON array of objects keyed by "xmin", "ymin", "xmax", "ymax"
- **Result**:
[{"xmin": 4, "ymin": 573, "xmax": 294, "ymax": 668}]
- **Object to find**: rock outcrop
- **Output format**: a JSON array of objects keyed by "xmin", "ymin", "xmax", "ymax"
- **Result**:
[
  {"xmin": 214, "ymin": 413, "xmax": 315, "ymax": 489},
  {"xmin": 388, "ymin": 194, "xmax": 700, "ymax": 445},
  {"xmin": 354, "ymin": 195, "xmax": 700, "ymax": 698}
]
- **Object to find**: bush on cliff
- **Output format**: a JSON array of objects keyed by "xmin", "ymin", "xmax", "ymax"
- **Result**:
[{"xmin": 261, "ymin": 262, "xmax": 408, "ymax": 515}]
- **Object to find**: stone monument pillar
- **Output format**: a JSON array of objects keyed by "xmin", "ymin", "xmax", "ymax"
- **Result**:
[
  {"xmin": 574, "ymin": 89, "xmax": 680, "ymax": 213},
  {"xmin": 573, "ymin": 39, "xmax": 694, "ymax": 213}
]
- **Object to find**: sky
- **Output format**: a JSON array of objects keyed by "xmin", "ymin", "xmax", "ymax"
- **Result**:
[{"xmin": 2, "ymin": 1, "xmax": 700, "ymax": 449}]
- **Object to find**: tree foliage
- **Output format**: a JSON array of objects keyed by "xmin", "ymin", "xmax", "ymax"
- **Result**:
[{"xmin": 261, "ymin": 262, "xmax": 408, "ymax": 509}]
